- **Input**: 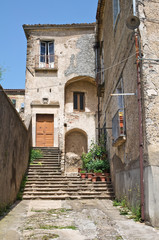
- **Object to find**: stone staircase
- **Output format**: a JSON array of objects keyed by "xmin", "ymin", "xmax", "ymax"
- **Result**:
[{"xmin": 23, "ymin": 147, "xmax": 114, "ymax": 200}]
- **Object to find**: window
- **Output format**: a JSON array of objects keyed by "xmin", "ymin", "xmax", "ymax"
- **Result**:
[
  {"xmin": 11, "ymin": 99, "xmax": 16, "ymax": 108},
  {"xmin": 40, "ymin": 41, "xmax": 54, "ymax": 68},
  {"xmin": 112, "ymin": 78, "xmax": 126, "ymax": 147},
  {"xmin": 101, "ymin": 46, "xmax": 105, "ymax": 84},
  {"xmin": 113, "ymin": 0, "xmax": 120, "ymax": 27},
  {"xmin": 73, "ymin": 92, "xmax": 85, "ymax": 111},
  {"xmin": 117, "ymin": 79, "xmax": 124, "ymax": 109}
]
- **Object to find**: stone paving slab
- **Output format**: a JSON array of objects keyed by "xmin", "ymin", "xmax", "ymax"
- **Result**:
[{"xmin": 0, "ymin": 200, "xmax": 159, "ymax": 240}]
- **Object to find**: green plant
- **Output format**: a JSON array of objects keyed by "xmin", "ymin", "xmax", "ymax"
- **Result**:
[
  {"xmin": 42, "ymin": 234, "xmax": 59, "ymax": 240},
  {"xmin": 39, "ymin": 224, "xmax": 77, "ymax": 230},
  {"xmin": 116, "ymin": 236, "xmax": 123, "ymax": 240},
  {"xmin": 113, "ymin": 197, "xmax": 141, "ymax": 222},
  {"xmin": 94, "ymin": 169, "xmax": 103, "ymax": 173},
  {"xmin": 30, "ymin": 149, "xmax": 43, "ymax": 163},
  {"xmin": 113, "ymin": 199, "xmax": 121, "ymax": 207},
  {"xmin": 81, "ymin": 139, "xmax": 110, "ymax": 173},
  {"xmin": 17, "ymin": 175, "xmax": 28, "ymax": 200},
  {"xmin": 0, "ymin": 204, "xmax": 11, "ymax": 217},
  {"xmin": 131, "ymin": 206, "xmax": 141, "ymax": 222},
  {"xmin": 119, "ymin": 208, "xmax": 129, "ymax": 215},
  {"xmin": 80, "ymin": 170, "xmax": 86, "ymax": 173}
]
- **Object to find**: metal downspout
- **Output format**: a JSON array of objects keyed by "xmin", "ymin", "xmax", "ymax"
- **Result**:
[
  {"xmin": 133, "ymin": 0, "xmax": 145, "ymax": 221},
  {"xmin": 98, "ymin": 95, "xmax": 100, "ymax": 142}
]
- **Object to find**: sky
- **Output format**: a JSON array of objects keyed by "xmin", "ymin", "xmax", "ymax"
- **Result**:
[{"xmin": 0, "ymin": 0, "xmax": 98, "ymax": 89}]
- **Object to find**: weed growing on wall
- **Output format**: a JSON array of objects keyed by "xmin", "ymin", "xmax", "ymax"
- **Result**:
[
  {"xmin": 0, "ymin": 203, "xmax": 11, "ymax": 218},
  {"xmin": 113, "ymin": 197, "xmax": 141, "ymax": 222},
  {"xmin": 17, "ymin": 176, "xmax": 28, "ymax": 200}
]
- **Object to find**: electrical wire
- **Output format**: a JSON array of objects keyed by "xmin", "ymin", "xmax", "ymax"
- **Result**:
[
  {"xmin": 0, "ymin": 50, "xmax": 158, "ymax": 92},
  {"xmin": 25, "ymin": 51, "xmax": 139, "ymax": 91}
]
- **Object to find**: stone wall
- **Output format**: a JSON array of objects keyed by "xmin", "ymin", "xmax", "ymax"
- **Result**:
[
  {"xmin": 97, "ymin": 0, "xmax": 159, "ymax": 226},
  {"xmin": 138, "ymin": 0, "xmax": 159, "ymax": 226},
  {"xmin": 4, "ymin": 89, "xmax": 25, "ymax": 121},
  {"xmin": 97, "ymin": 0, "xmax": 141, "ymax": 207},
  {"xmin": 0, "ymin": 86, "xmax": 32, "ymax": 208}
]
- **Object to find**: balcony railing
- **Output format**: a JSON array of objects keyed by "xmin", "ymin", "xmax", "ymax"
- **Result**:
[
  {"xmin": 35, "ymin": 55, "xmax": 58, "ymax": 70},
  {"xmin": 112, "ymin": 109, "xmax": 126, "ymax": 147}
]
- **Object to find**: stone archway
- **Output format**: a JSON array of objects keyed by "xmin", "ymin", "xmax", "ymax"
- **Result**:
[{"xmin": 65, "ymin": 129, "xmax": 88, "ymax": 173}]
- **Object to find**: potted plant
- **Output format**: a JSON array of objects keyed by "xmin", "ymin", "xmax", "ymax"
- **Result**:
[
  {"xmin": 100, "ymin": 175, "xmax": 106, "ymax": 182},
  {"xmin": 94, "ymin": 169, "xmax": 103, "ymax": 177},
  {"xmin": 87, "ymin": 172, "xmax": 94, "ymax": 179},
  {"xmin": 78, "ymin": 167, "xmax": 82, "ymax": 173},
  {"xmin": 92, "ymin": 176, "xmax": 97, "ymax": 182},
  {"xmin": 80, "ymin": 170, "xmax": 87, "ymax": 179}
]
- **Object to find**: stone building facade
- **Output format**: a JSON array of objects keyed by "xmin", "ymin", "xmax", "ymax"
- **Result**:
[
  {"xmin": 4, "ymin": 89, "xmax": 25, "ymax": 120},
  {"xmin": 23, "ymin": 23, "xmax": 97, "ymax": 173},
  {"xmin": 96, "ymin": 0, "xmax": 159, "ymax": 226}
]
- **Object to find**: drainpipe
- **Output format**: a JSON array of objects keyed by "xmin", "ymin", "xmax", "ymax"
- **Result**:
[
  {"xmin": 133, "ymin": 0, "xmax": 145, "ymax": 221},
  {"xmin": 98, "ymin": 95, "xmax": 100, "ymax": 142}
]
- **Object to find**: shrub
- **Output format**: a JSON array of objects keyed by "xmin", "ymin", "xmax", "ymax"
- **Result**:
[
  {"xmin": 30, "ymin": 149, "xmax": 43, "ymax": 163},
  {"xmin": 81, "ymin": 140, "xmax": 110, "ymax": 173}
]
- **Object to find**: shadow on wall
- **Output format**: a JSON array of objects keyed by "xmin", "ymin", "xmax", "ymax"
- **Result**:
[{"xmin": 0, "ymin": 85, "xmax": 32, "ymax": 210}]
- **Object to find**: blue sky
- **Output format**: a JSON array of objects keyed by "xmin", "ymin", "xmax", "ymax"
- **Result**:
[{"xmin": 0, "ymin": 0, "xmax": 98, "ymax": 89}]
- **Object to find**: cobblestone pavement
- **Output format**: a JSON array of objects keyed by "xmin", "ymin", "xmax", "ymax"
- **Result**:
[{"xmin": 0, "ymin": 199, "xmax": 159, "ymax": 240}]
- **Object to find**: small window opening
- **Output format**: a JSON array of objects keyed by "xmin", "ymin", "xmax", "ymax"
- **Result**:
[
  {"xmin": 73, "ymin": 92, "xmax": 85, "ymax": 111},
  {"xmin": 12, "ymin": 99, "xmax": 16, "ymax": 108}
]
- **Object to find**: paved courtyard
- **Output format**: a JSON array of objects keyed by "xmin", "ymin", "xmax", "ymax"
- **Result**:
[{"xmin": 0, "ymin": 199, "xmax": 159, "ymax": 240}]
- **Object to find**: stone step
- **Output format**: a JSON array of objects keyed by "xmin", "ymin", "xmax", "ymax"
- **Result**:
[
  {"xmin": 23, "ymin": 194, "xmax": 114, "ymax": 200},
  {"xmin": 32, "ymin": 161, "xmax": 60, "ymax": 164},
  {"xmin": 24, "ymin": 147, "xmax": 114, "ymax": 200},
  {"xmin": 27, "ymin": 175, "xmax": 80, "ymax": 178},
  {"xmin": 25, "ymin": 181, "xmax": 112, "ymax": 188},
  {"xmin": 27, "ymin": 173, "xmax": 62, "ymax": 177},
  {"xmin": 23, "ymin": 191, "xmax": 114, "ymax": 196},
  {"xmin": 26, "ymin": 180, "xmax": 111, "ymax": 184},
  {"xmin": 24, "ymin": 187, "xmax": 113, "ymax": 192},
  {"xmin": 28, "ymin": 166, "xmax": 61, "ymax": 170},
  {"xmin": 29, "ymin": 165, "xmax": 61, "ymax": 168}
]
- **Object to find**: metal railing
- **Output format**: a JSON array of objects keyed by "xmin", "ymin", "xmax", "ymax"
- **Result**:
[
  {"xmin": 35, "ymin": 55, "xmax": 58, "ymax": 69},
  {"xmin": 112, "ymin": 109, "xmax": 126, "ymax": 145}
]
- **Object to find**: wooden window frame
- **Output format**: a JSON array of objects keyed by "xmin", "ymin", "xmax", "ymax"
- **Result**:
[
  {"xmin": 40, "ymin": 41, "xmax": 54, "ymax": 64},
  {"xmin": 73, "ymin": 92, "xmax": 85, "ymax": 112}
]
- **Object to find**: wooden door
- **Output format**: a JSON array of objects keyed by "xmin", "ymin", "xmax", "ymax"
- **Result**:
[{"xmin": 36, "ymin": 114, "xmax": 54, "ymax": 147}]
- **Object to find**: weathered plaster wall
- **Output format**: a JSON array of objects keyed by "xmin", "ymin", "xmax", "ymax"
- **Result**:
[
  {"xmin": 0, "ymin": 86, "xmax": 32, "ymax": 208},
  {"xmin": 65, "ymin": 130, "xmax": 87, "ymax": 155},
  {"xmin": 138, "ymin": 0, "xmax": 159, "ymax": 226},
  {"xmin": 97, "ymin": 0, "xmax": 159, "ymax": 226},
  {"xmin": 65, "ymin": 79, "xmax": 97, "ymax": 152},
  {"xmin": 24, "ymin": 25, "xmax": 97, "ymax": 172},
  {"xmin": 97, "ymin": 0, "xmax": 141, "ymax": 207},
  {"xmin": 4, "ymin": 90, "xmax": 25, "ymax": 120}
]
